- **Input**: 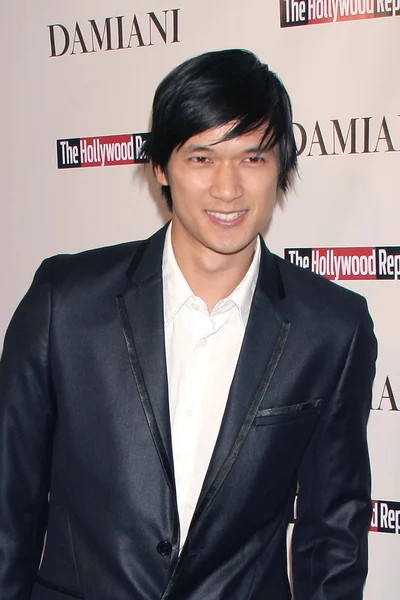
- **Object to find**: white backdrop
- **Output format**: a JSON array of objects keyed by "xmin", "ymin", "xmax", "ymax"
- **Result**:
[{"xmin": 1, "ymin": 1, "xmax": 399, "ymax": 597}]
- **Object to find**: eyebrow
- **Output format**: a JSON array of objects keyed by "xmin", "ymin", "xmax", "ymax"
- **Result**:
[
  {"xmin": 244, "ymin": 146, "xmax": 270, "ymax": 154},
  {"xmin": 184, "ymin": 144, "xmax": 214, "ymax": 153},
  {"xmin": 184, "ymin": 144, "xmax": 270, "ymax": 154}
]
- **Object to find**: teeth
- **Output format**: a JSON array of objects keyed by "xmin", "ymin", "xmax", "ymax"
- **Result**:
[{"xmin": 206, "ymin": 211, "xmax": 245, "ymax": 221}]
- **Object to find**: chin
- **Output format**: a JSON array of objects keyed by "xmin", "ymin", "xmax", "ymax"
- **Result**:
[{"xmin": 209, "ymin": 240, "xmax": 253, "ymax": 257}]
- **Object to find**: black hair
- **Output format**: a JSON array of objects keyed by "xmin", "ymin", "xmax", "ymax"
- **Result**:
[{"xmin": 142, "ymin": 49, "xmax": 298, "ymax": 211}]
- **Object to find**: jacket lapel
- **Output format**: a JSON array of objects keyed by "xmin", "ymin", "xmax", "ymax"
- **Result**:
[
  {"xmin": 189, "ymin": 240, "xmax": 291, "ymax": 534},
  {"xmin": 117, "ymin": 225, "xmax": 175, "ymax": 493}
]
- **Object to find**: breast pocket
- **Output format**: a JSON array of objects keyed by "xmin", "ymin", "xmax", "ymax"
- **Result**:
[{"xmin": 253, "ymin": 398, "xmax": 324, "ymax": 427}]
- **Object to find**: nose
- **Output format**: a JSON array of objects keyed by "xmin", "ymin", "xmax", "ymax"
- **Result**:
[{"xmin": 209, "ymin": 162, "xmax": 243, "ymax": 202}]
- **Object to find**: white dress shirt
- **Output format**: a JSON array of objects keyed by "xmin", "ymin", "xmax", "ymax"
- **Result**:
[{"xmin": 162, "ymin": 223, "xmax": 260, "ymax": 547}]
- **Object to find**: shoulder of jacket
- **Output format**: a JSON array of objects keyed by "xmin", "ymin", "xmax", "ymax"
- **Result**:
[
  {"xmin": 273, "ymin": 253, "xmax": 369, "ymax": 323},
  {"xmin": 43, "ymin": 239, "xmax": 147, "ymax": 288}
]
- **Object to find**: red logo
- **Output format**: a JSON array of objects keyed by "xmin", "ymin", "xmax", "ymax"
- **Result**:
[
  {"xmin": 57, "ymin": 133, "xmax": 149, "ymax": 169},
  {"xmin": 371, "ymin": 500, "xmax": 400, "ymax": 534},
  {"xmin": 280, "ymin": 0, "xmax": 400, "ymax": 27},
  {"xmin": 291, "ymin": 496, "xmax": 400, "ymax": 532},
  {"xmin": 284, "ymin": 247, "xmax": 400, "ymax": 280}
]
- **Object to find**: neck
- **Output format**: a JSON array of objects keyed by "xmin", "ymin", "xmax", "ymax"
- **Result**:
[{"xmin": 171, "ymin": 230, "xmax": 257, "ymax": 312}]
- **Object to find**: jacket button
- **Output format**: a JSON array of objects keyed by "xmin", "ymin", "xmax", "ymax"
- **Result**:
[{"xmin": 157, "ymin": 540, "xmax": 172, "ymax": 556}]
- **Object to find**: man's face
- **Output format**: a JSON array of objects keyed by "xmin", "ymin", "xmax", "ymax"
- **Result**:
[{"xmin": 155, "ymin": 123, "xmax": 280, "ymax": 262}]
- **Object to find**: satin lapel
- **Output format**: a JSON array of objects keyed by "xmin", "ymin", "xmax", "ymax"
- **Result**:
[
  {"xmin": 190, "ymin": 242, "xmax": 290, "ymax": 531},
  {"xmin": 117, "ymin": 226, "xmax": 175, "ymax": 493}
]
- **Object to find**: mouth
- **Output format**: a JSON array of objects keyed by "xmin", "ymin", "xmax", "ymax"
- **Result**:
[{"xmin": 205, "ymin": 210, "xmax": 247, "ymax": 223}]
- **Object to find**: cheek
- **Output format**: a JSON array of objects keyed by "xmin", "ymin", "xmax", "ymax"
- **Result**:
[
  {"xmin": 172, "ymin": 172, "xmax": 210, "ymax": 199},
  {"xmin": 248, "ymin": 179, "xmax": 278, "ymax": 206},
  {"xmin": 243, "ymin": 167, "xmax": 278, "ymax": 190}
]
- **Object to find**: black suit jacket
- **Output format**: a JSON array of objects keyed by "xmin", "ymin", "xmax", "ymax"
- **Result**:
[{"xmin": 0, "ymin": 225, "xmax": 377, "ymax": 600}]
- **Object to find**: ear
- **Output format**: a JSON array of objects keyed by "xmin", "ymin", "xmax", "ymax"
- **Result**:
[{"xmin": 154, "ymin": 165, "xmax": 169, "ymax": 186}]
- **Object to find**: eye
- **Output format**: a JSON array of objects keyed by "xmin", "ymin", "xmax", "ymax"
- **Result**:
[
  {"xmin": 244, "ymin": 155, "xmax": 265, "ymax": 164},
  {"xmin": 189, "ymin": 156, "xmax": 211, "ymax": 164}
]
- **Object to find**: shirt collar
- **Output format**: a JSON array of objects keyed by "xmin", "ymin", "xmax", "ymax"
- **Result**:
[
  {"xmin": 162, "ymin": 222, "xmax": 261, "ymax": 327},
  {"xmin": 227, "ymin": 236, "xmax": 260, "ymax": 327},
  {"xmin": 163, "ymin": 223, "xmax": 194, "ymax": 325}
]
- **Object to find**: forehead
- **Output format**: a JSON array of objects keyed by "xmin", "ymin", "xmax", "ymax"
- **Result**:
[{"xmin": 178, "ymin": 123, "xmax": 270, "ymax": 154}]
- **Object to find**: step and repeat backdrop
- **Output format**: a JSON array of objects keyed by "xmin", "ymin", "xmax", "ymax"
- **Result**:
[{"xmin": 1, "ymin": 1, "xmax": 399, "ymax": 597}]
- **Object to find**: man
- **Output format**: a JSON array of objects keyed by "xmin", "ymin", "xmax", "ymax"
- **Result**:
[{"xmin": 0, "ymin": 49, "xmax": 377, "ymax": 600}]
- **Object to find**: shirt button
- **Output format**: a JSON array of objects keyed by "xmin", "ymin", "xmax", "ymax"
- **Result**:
[
  {"xmin": 186, "ymin": 406, "xmax": 194, "ymax": 416},
  {"xmin": 157, "ymin": 540, "xmax": 172, "ymax": 556},
  {"xmin": 200, "ymin": 339, "xmax": 207, "ymax": 347}
]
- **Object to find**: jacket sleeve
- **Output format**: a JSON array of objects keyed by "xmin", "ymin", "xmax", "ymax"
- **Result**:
[
  {"xmin": 0, "ymin": 260, "xmax": 56, "ymax": 600},
  {"xmin": 291, "ymin": 297, "xmax": 377, "ymax": 600}
]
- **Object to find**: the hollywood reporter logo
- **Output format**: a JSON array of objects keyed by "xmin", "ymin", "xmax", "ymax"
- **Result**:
[
  {"xmin": 281, "ymin": 0, "xmax": 400, "ymax": 27},
  {"xmin": 371, "ymin": 500, "xmax": 400, "ymax": 535},
  {"xmin": 57, "ymin": 133, "xmax": 149, "ymax": 169},
  {"xmin": 292, "ymin": 497, "xmax": 400, "ymax": 533},
  {"xmin": 285, "ymin": 247, "xmax": 400, "ymax": 280}
]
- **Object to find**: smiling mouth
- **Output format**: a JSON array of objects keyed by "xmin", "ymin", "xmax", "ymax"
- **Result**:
[{"xmin": 205, "ymin": 210, "xmax": 246, "ymax": 222}]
